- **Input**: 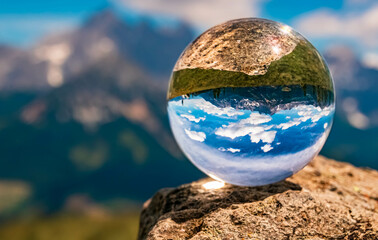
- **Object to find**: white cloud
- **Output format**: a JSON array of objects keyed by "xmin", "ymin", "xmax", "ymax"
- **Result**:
[
  {"xmin": 243, "ymin": 112, "xmax": 273, "ymax": 125},
  {"xmin": 277, "ymin": 119, "xmax": 302, "ymax": 130},
  {"xmin": 215, "ymin": 112, "xmax": 272, "ymax": 139},
  {"xmin": 227, "ymin": 148, "xmax": 240, "ymax": 153},
  {"xmin": 294, "ymin": 5, "xmax": 378, "ymax": 48},
  {"xmin": 194, "ymin": 98, "xmax": 245, "ymax": 117},
  {"xmin": 216, "ymin": 125, "xmax": 262, "ymax": 139},
  {"xmin": 261, "ymin": 144, "xmax": 273, "ymax": 152},
  {"xmin": 277, "ymin": 105, "xmax": 333, "ymax": 130},
  {"xmin": 180, "ymin": 114, "xmax": 205, "ymax": 123},
  {"xmin": 117, "ymin": 0, "xmax": 264, "ymax": 29},
  {"xmin": 298, "ymin": 105, "xmax": 331, "ymax": 123},
  {"xmin": 215, "ymin": 104, "xmax": 332, "ymax": 140},
  {"xmin": 169, "ymin": 98, "xmax": 244, "ymax": 117},
  {"xmin": 185, "ymin": 129, "xmax": 206, "ymax": 142},
  {"xmin": 218, "ymin": 147, "xmax": 240, "ymax": 153},
  {"xmin": 250, "ymin": 130, "xmax": 276, "ymax": 144}
]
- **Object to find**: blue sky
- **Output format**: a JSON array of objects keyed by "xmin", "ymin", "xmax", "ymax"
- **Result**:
[
  {"xmin": 1, "ymin": 0, "xmax": 377, "ymax": 67},
  {"xmin": 0, "ymin": 0, "xmax": 108, "ymax": 46},
  {"xmin": 263, "ymin": 0, "xmax": 343, "ymax": 20},
  {"xmin": 0, "ymin": 0, "xmax": 109, "ymax": 14}
]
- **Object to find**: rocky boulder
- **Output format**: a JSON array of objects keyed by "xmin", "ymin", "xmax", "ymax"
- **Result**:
[{"xmin": 138, "ymin": 156, "xmax": 378, "ymax": 239}]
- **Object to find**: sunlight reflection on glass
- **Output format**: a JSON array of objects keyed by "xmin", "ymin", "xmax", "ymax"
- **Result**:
[
  {"xmin": 272, "ymin": 45, "xmax": 281, "ymax": 54},
  {"xmin": 202, "ymin": 180, "xmax": 225, "ymax": 190},
  {"xmin": 280, "ymin": 25, "xmax": 291, "ymax": 34}
]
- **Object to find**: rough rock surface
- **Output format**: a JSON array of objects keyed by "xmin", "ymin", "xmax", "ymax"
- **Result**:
[
  {"xmin": 174, "ymin": 18, "xmax": 299, "ymax": 76},
  {"xmin": 138, "ymin": 156, "xmax": 378, "ymax": 239}
]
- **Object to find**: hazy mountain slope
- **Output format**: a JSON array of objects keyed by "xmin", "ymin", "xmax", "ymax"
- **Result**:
[
  {"xmin": 325, "ymin": 46, "xmax": 378, "ymax": 125},
  {"xmin": 65, "ymin": 10, "xmax": 193, "ymax": 77},
  {"xmin": 0, "ymin": 10, "xmax": 194, "ymax": 92},
  {"xmin": 0, "ymin": 10, "xmax": 199, "ymax": 217},
  {"xmin": 0, "ymin": 46, "xmax": 50, "ymax": 91},
  {"xmin": 0, "ymin": 54, "xmax": 203, "ymax": 216},
  {"xmin": 320, "ymin": 46, "xmax": 378, "ymax": 168}
]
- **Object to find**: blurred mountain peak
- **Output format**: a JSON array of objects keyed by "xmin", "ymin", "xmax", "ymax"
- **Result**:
[
  {"xmin": 324, "ymin": 45, "xmax": 378, "ymax": 129},
  {"xmin": 0, "ymin": 9, "xmax": 194, "ymax": 92},
  {"xmin": 84, "ymin": 8, "xmax": 125, "ymax": 30},
  {"xmin": 324, "ymin": 45, "xmax": 362, "ymax": 91},
  {"xmin": 324, "ymin": 45, "xmax": 378, "ymax": 91},
  {"xmin": 324, "ymin": 45, "xmax": 356, "ymax": 62}
]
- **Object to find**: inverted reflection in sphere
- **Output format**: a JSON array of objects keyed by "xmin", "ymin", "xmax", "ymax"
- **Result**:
[{"xmin": 167, "ymin": 18, "xmax": 335, "ymax": 186}]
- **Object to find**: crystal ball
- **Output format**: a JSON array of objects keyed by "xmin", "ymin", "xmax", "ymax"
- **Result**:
[{"xmin": 167, "ymin": 18, "xmax": 335, "ymax": 186}]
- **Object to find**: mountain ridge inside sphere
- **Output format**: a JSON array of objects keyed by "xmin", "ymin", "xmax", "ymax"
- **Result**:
[{"xmin": 168, "ymin": 41, "xmax": 332, "ymax": 99}]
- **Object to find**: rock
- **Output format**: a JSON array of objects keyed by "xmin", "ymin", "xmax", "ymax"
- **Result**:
[
  {"xmin": 138, "ymin": 156, "xmax": 378, "ymax": 239},
  {"xmin": 173, "ymin": 19, "xmax": 298, "ymax": 76}
]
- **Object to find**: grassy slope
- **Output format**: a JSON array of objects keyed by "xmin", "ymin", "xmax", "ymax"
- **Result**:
[{"xmin": 168, "ymin": 40, "xmax": 333, "ymax": 99}]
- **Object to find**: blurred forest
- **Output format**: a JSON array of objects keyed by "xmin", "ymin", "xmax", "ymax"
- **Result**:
[{"xmin": 1, "ymin": 2, "xmax": 378, "ymax": 239}]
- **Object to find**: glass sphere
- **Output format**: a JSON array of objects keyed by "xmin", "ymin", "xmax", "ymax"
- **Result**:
[{"xmin": 167, "ymin": 18, "xmax": 335, "ymax": 186}]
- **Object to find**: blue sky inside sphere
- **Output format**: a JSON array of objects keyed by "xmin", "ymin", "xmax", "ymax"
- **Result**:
[{"xmin": 167, "ymin": 90, "xmax": 334, "ymax": 186}]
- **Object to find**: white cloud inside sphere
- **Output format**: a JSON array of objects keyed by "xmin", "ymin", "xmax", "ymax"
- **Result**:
[
  {"xmin": 185, "ymin": 129, "xmax": 206, "ymax": 142},
  {"xmin": 261, "ymin": 144, "xmax": 273, "ymax": 152},
  {"xmin": 215, "ymin": 112, "xmax": 272, "ymax": 140},
  {"xmin": 218, "ymin": 147, "xmax": 241, "ymax": 153},
  {"xmin": 181, "ymin": 114, "xmax": 205, "ymax": 123},
  {"xmin": 193, "ymin": 98, "xmax": 245, "ymax": 117}
]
